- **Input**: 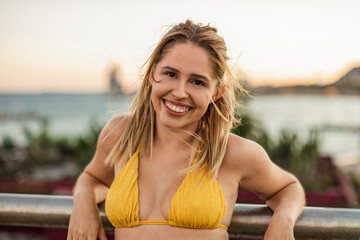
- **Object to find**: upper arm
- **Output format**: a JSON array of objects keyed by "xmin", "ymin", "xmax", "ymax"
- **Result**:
[
  {"xmin": 227, "ymin": 134, "xmax": 298, "ymax": 201},
  {"xmin": 82, "ymin": 115, "xmax": 127, "ymax": 188}
]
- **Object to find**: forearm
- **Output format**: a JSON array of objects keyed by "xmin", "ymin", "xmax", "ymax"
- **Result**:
[
  {"xmin": 68, "ymin": 171, "xmax": 109, "ymax": 240},
  {"xmin": 73, "ymin": 171, "xmax": 109, "ymax": 204},
  {"xmin": 266, "ymin": 180, "xmax": 305, "ymax": 226}
]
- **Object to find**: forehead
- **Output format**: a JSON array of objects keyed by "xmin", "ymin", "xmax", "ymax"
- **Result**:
[{"xmin": 156, "ymin": 43, "xmax": 216, "ymax": 80}]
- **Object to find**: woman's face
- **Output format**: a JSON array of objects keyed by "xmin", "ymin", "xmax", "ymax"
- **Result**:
[{"xmin": 150, "ymin": 42, "xmax": 222, "ymax": 132}]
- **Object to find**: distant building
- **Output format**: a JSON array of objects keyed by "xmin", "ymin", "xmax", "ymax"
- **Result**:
[{"xmin": 109, "ymin": 67, "xmax": 123, "ymax": 95}]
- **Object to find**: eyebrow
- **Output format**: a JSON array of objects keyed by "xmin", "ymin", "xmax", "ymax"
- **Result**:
[{"xmin": 162, "ymin": 66, "xmax": 210, "ymax": 83}]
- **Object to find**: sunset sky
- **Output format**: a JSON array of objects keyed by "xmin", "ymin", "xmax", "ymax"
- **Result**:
[{"xmin": 0, "ymin": 0, "xmax": 359, "ymax": 93}]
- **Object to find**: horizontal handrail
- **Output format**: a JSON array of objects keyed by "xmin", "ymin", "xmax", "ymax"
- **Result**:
[{"xmin": 0, "ymin": 193, "xmax": 359, "ymax": 239}]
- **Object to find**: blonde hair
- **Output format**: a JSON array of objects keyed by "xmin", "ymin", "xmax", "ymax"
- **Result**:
[{"xmin": 105, "ymin": 20, "xmax": 246, "ymax": 178}]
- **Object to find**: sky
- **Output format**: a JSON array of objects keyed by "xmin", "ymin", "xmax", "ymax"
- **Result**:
[{"xmin": 0, "ymin": 0, "xmax": 359, "ymax": 93}]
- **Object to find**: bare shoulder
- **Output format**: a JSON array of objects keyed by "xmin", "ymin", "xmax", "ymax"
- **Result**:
[
  {"xmin": 82, "ymin": 114, "xmax": 130, "ymax": 187},
  {"xmin": 224, "ymin": 133, "xmax": 299, "ymax": 200},
  {"xmin": 223, "ymin": 133, "xmax": 270, "ymax": 176},
  {"xmin": 97, "ymin": 114, "xmax": 129, "ymax": 151}
]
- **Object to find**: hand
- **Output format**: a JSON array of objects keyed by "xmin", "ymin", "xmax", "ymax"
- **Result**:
[
  {"xmin": 67, "ymin": 192, "xmax": 108, "ymax": 240},
  {"xmin": 264, "ymin": 213, "xmax": 295, "ymax": 240}
]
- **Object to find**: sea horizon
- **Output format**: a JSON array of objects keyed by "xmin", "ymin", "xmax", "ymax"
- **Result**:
[{"xmin": 1, "ymin": 93, "xmax": 359, "ymax": 158}]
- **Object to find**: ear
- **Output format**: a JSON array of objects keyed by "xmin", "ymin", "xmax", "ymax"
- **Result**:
[
  {"xmin": 212, "ymin": 85, "xmax": 225, "ymax": 102},
  {"xmin": 149, "ymin": 69, "xmax": 154, "ymax": 85}
]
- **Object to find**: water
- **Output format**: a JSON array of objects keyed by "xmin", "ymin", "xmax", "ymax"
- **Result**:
[
  {"xmin": 0, "ymin": 93, "xmax": 359, "ymax": 156},
  {"xmin": 0, "ymin": 93, "xmax": 135, "ymax": 143},
  {"xmin": 247, "ymin": 95, "xmax": 360, "ymax": 156}
]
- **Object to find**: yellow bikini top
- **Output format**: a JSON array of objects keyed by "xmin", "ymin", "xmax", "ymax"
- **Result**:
[{"xmin": 105, "ymin": 147, "xmax": 227, "ymax": 230}]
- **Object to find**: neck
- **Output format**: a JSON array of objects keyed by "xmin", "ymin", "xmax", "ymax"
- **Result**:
[{"xmin": 153, "ymin": 123, "xmax": 199, "ymax": 152}]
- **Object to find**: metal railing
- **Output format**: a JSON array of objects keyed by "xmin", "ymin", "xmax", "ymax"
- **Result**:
[{"xmin": 0, "ymin": 193, "xmax": 359, "ymax": 239}]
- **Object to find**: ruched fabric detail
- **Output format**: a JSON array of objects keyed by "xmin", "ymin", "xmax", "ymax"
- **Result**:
[
  {"xmin": 105, "ymin": 149, "xmax": 140, "ymax": 228},
  {"xmin": 168, "ymin": 163, "xmax": 227, "ymax": 230},
  {"xmin": 105, "ymin": 147, "xmax": 227, "ymax": 230}
]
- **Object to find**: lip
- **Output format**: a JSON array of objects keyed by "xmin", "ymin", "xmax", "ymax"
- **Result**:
[{"xmin": 162, "ymin": 99, "xmax": 192, "ymax": 116}]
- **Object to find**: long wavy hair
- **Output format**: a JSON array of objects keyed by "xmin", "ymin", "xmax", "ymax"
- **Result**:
[{"xmin": 105, "ymin": 20, "xmax": 246, "ymax": 178}]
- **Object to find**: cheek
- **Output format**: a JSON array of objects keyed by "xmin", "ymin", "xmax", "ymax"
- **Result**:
[
  {"xmin": 150, "ymin": 84, "xmax": 166, "ymax": 111},
  {"xmin": 193, "ymin": 92, "xmax": 212, "ymax": 109},
  {"xmin": 150, "ymin": 83, "xmax": 161, "ymax": 99},
  {"xmin": 150, "ymin": 88, "xmax": 160, "ymax": 109},
  {"xmin": 151, "ymin": 80, "xmax": 169, "ymax": 95}
]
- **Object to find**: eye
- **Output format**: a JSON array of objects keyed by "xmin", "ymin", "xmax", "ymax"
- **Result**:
[
  {"xmin": 164, "ymin": 71, "xmax": 176, "ymax": 78},
  {"xmin": 192, "ymin": 79, "xmax": 206, "ymax": 86}
]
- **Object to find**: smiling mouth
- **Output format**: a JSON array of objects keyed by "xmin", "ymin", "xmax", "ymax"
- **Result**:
[{"xmin": 163, "ymin": 100, "xmax": 191, "ymax": 113}]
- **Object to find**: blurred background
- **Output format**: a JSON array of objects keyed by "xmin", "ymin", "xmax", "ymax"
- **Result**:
[{"xmin": 0, "ymin": 0, "xmax": 359, "ymax": 239}]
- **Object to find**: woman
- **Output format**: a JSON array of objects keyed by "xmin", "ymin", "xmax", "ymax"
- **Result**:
[{"xmin": 67, "ymin": 20, "xmax": 305, "ymax": 240}]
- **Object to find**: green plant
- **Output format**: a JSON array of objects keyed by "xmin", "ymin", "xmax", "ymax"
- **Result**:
[
  {"xmin": 271, "ymin": 128, "xmax": 319, "ymax": 180},
  {"xmin": 18, "ymin": 116, "xmax": 103, "ymax": 167},
  {"xmin": 2, "ymin": 135, "xmax": 15, "ymax": 149},
  {"xmin": 73, "ymin": 116, "xmax": 103, "ymax": 168},
  {"xmin": 231, "ymin": 109, "xmax": 274, "ymax": 153},
  {"xmin": 22, "ymin": 116, "xmax": 52, "ymax": 150},
  {"xmin": 231, "ymin": 110, "xmax": 326, "ymax": 191}
]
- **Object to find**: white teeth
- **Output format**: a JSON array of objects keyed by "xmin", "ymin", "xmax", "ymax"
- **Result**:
[{"xmin": 165, "ymin": 100, "xmax": 190, "ymax": 113}]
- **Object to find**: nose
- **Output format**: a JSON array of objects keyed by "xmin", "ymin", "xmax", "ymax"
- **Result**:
[{"xmin": 172, "ymin": 79, "xmax": 189, "ymax": 99}]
